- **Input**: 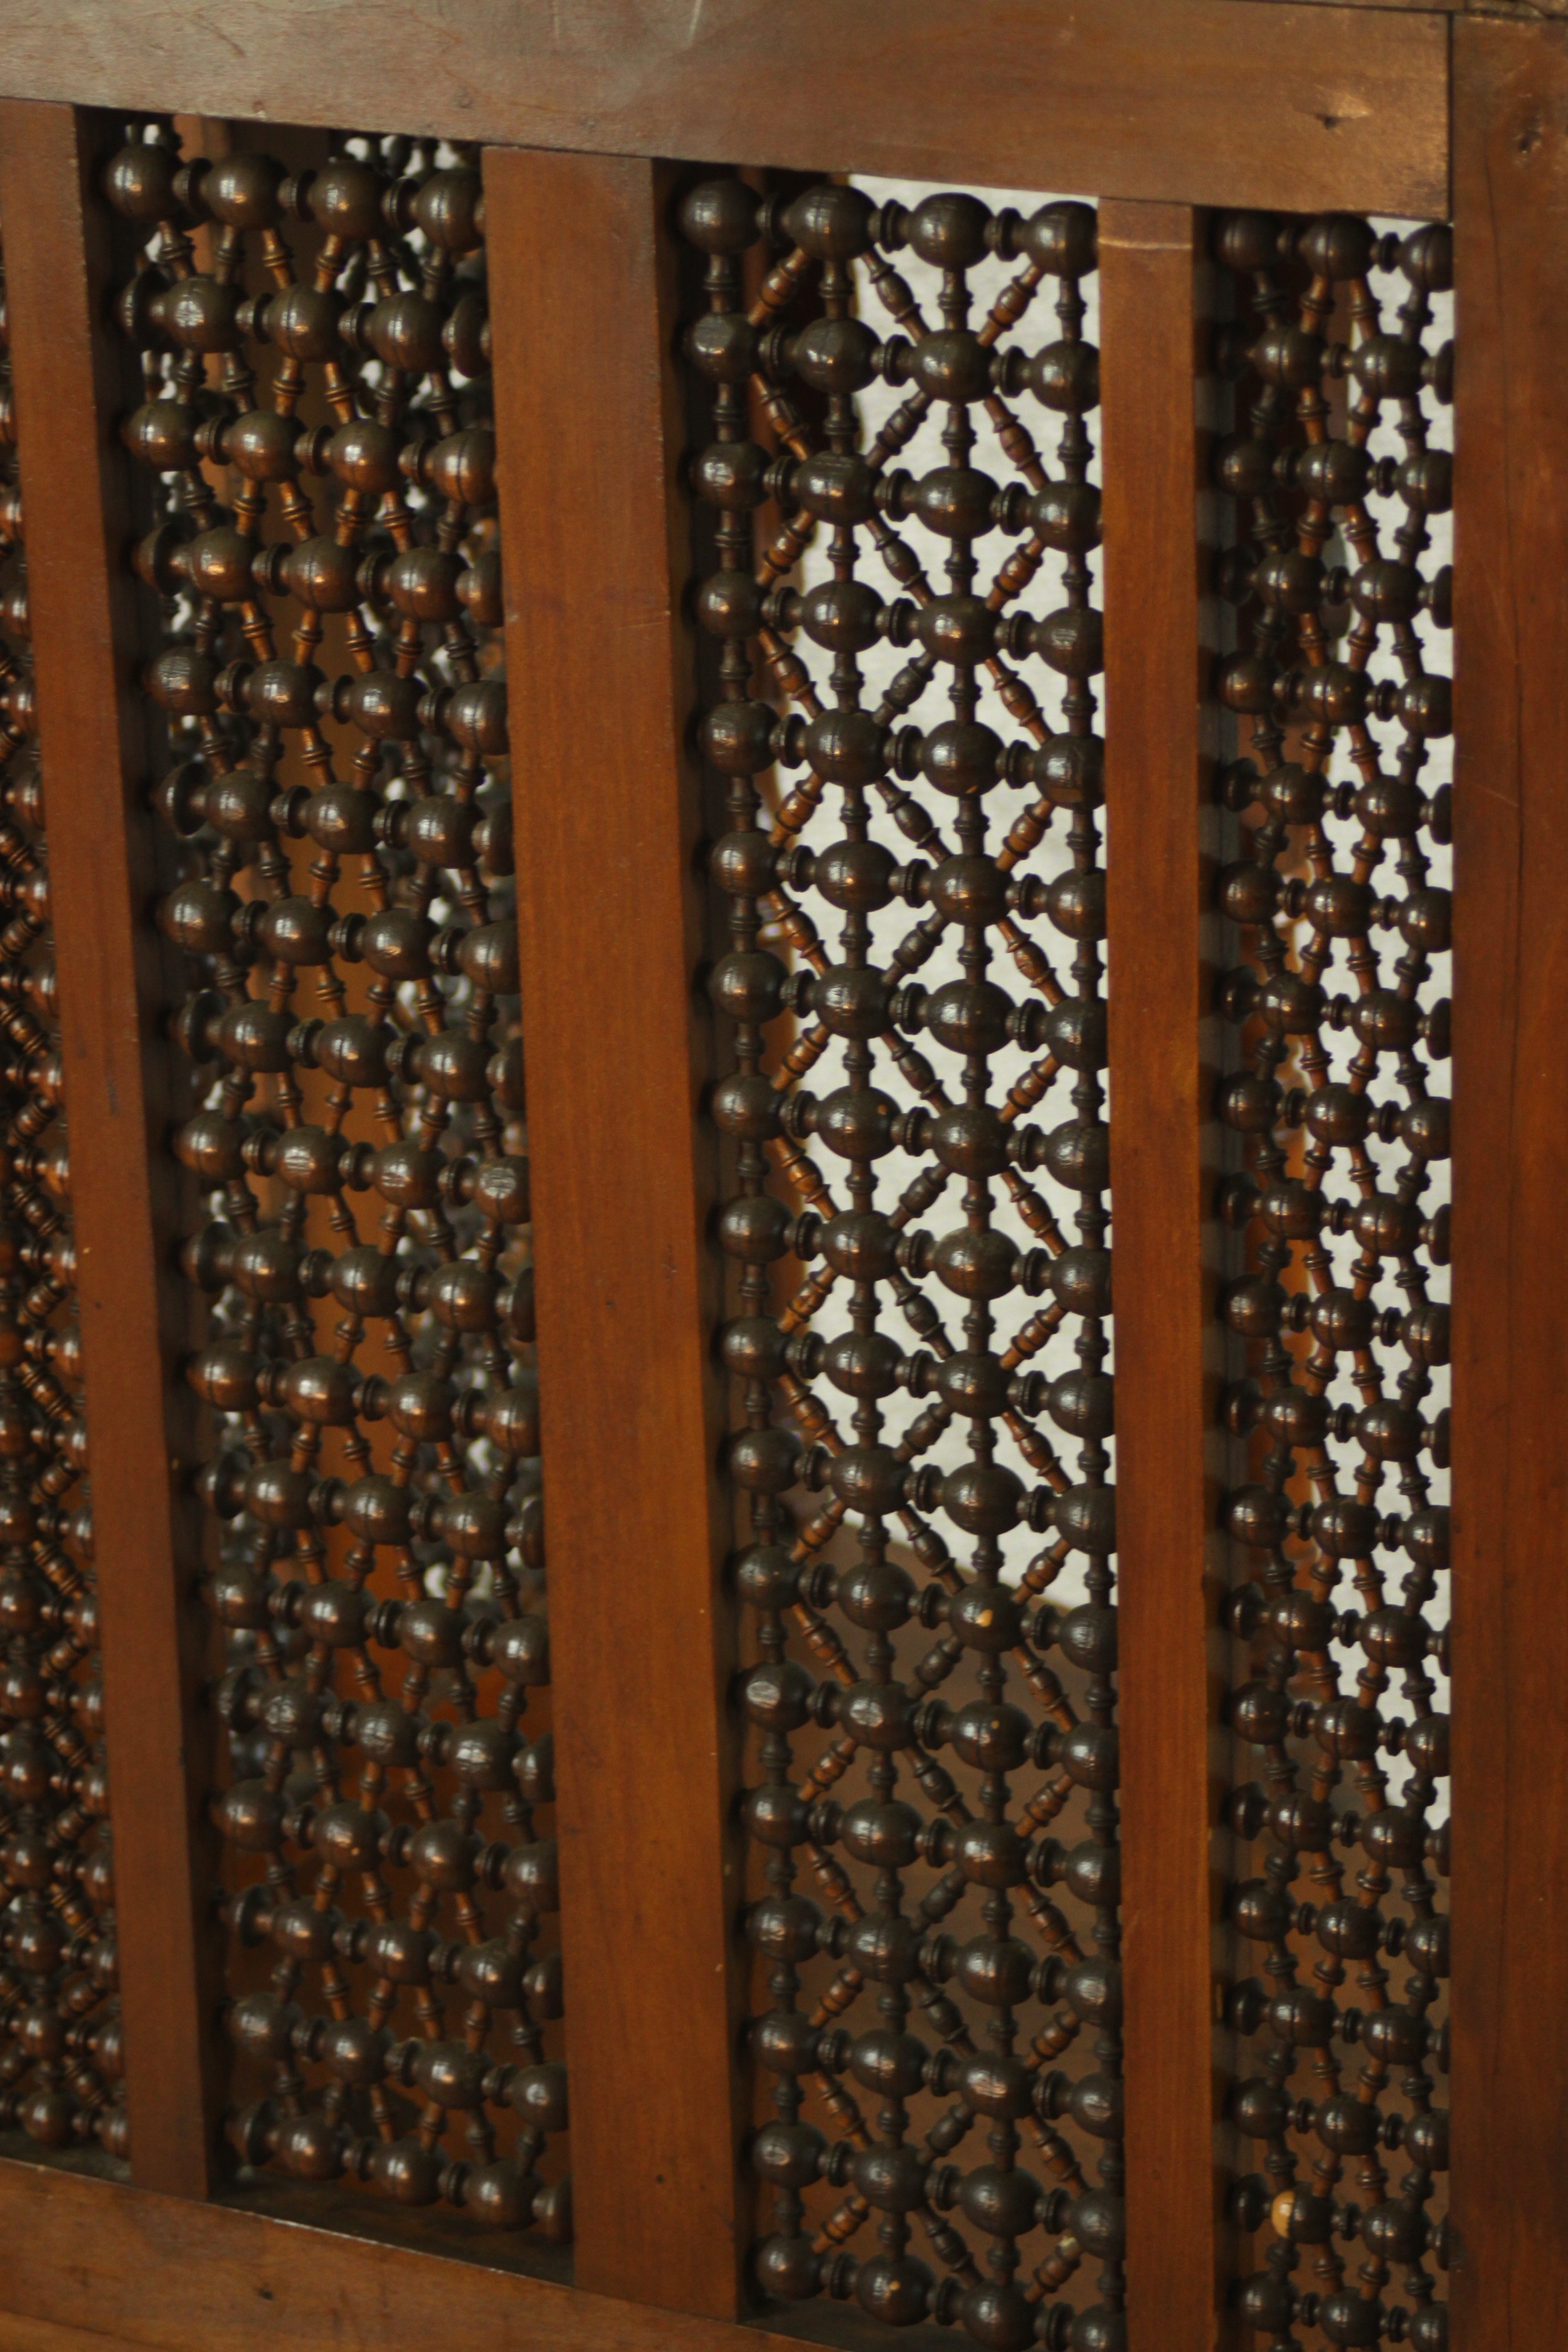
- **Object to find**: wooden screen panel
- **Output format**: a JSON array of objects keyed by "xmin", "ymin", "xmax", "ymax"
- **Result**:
[
  {"xmin": 683, "ymin": 179, "xmax": 1123, "ymax": 2346},
  {"xmin": 93, "ymin": 122, "xmax": 565, "ymax": 2243},
  {"xmin": 0, "ymin": 235, "xmax": 122, "ymax": 2163},
  {"xmin": 1209, "ymin": 211, "xmax": 1453, "ymax": 2351}
]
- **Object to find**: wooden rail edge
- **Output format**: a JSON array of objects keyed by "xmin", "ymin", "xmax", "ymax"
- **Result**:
[
  {"xmin": 0, "ymin": 0, "xmax": 1449, "ymax": 219},
  {"xmin": 0, "ymin": 2158, "xmax": 824, "ymax": 2352}
]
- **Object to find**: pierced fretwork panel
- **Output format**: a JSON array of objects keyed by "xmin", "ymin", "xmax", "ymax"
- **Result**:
[
  {"xmin": 102, "ymin": 123, "xmax": 566, "ymax": 2241},
  {"xmin": 684, "ymin": 176, "xmax": 1123, "ymax": 2349},
  {"xmin": 1212, "ymin": 210, "xmax": 1451, "ymax": 2352},
  {"xmin": 0, "ymin": 245, "xmax": 122, "ymax": 2164}
]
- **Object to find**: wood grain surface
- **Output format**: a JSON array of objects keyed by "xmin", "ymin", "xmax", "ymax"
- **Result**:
[
  {"xmin": 1099, "ymin": 197, "xmax": 1234, "ymax": 2352},
  {"xmin": 0, "ymin": 2318, "xmax": 136, "ymax": 2352},
  {"xmin": 0, "ymin": 100, "xmax": 220, "ymax": 2202},
  {"xmin": 0, "ymin": 0, "xmax": 1449, "ymax": 219},
  {"xmin": 486, "ymin": 146, "xmax": 746, "ymax": 2318},
  {"xmin": 1450, "ymin": 16, "xmax": 1568, "ymax": 2347},
  {"xmin": 0, "ymin": 2158, "xmax": 815, "ymax": 2352}
]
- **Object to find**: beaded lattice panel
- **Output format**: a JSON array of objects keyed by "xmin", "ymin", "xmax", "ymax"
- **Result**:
[
  {"xmin": 685, "ymin": 176, "xmax": 1123, "ymax": 2349},
  {"xmin": 103, "ymin": 124, "xmax": 565, "ymax": 2238},
  {"xmin": 1212, "ymin": 210, "xmax": 1451, "ymax": 2352},
  {"xmin": 0, "ymin": 245, "xmax": 123, "ymax": 2164}
]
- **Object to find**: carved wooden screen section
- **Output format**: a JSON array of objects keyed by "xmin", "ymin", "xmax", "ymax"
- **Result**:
[
  {"xmin": 0, "ymin": 236, "xmax": 120, "ymax": 2163},
  {"xmin": 6, "ymin": 16, "xmax": 1568, "ymax": 2352},
  {"xmin": 683, "ymin": 175, "xmax": 1122, "ymax": 2349},
  {"xmin": 1211, "ymin": 209, "xmax": 1452, "ymax": 2352},
  {"xmin": 97, "ymin": 121, "xmax": 564, "ymax": 2245}
]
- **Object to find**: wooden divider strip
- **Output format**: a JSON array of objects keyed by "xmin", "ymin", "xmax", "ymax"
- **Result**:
[
  {"xmin": 485, "ymin": 146, "xmax": 744, "ymax": 2317},
  {"xmin": 0, "ymin": 99, "xmax": 219, "ymax": 2199},
  {"xmin": 1099, "ymin": 199, "xmax": 1233, "ymax": 2352},
  {"xmin": 1451, "ymin": 20, "xmax": 1568, "ymax": 2346}
]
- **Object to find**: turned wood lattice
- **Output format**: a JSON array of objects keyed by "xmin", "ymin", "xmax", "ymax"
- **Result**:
[{"xmin": 0, "ymin": 13, "xmax": 1554, "ymax": 2352}]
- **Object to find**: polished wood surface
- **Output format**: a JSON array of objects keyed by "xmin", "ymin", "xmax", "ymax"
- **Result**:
[
  {"xmin": 0, "ymin": 0, "xmax": 1448, "ymax": 218},
  {"xmin": 1100, "ymin": 198, "xmax": 1231, "ymax": 2352},
  {"xmin": 0, "ymin": 2319, "xmax": 129, "ymax": 2352},
  {"xmin": 1451, "ymin": 17, "xmax": 1568, "ymax": 2347},
  {"xmin": 487, "ymin": 147, "xmax": 744, "ymax": 2318},
  {"xmin": 0, "ymin": 100, "xmax": 220, "ymax": 2202},
  {"xmin": 1263, "ymin": 0, "xmax": 1517, "ymax": 11},
  {"xmin": 0, "ymin": 2157, "xmax": 810, "ymax": 2352}
]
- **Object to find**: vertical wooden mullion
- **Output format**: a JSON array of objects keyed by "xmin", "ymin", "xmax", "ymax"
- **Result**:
[
  {"xmin": 1099, "ymin": 200, "xmax": 1232, "ymax": 2352},
  {"xmin": 484, "ymin": 147, "xmax": 744, "ymax": 2316},
  {"xmin": 1451, "ymin": 20, "xmax": 1568, "ymax": 2346},
  {"xmin": 0, "ymin": 100, "xmax": 218, "ymax": 2196}
]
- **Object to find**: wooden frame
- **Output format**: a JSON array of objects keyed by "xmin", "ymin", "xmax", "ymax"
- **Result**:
[
  {"xmin": 0, "ymin": 2158, "xmax": 797, "ymax": 2352},
  {"xmin": 485, "ymin": 143, "xmax": 746, "ymax": 2318},
  {"xmin": 1451, "ymin": 20, "xmax": 1568, "ymax": 2352},
  {"xmin": 0, "ymin": 5, "xmax": 1550, "ymax": 2349},
  {"xmin": 1098, "ymin": 197, "xmax": 1233, "ymax": 2352},
  {"xmin": 0, "ymin": 2, "xmax": 1448, "ymax": 214}
]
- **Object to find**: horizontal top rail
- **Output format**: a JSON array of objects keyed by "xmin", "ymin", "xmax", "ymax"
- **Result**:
[{"xmin": 0, "ymin": 0, "xmax": 1449, "ymax": 217}]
